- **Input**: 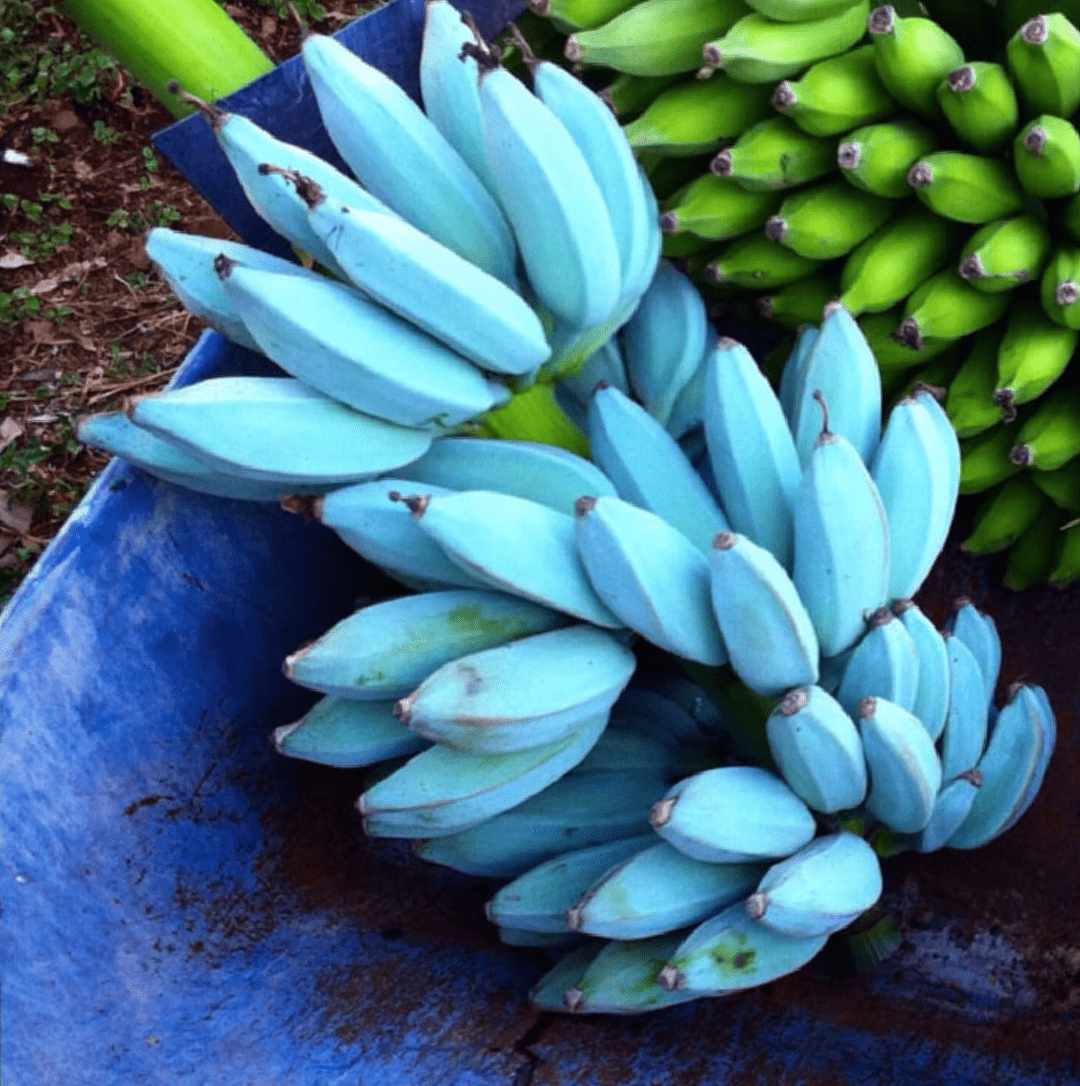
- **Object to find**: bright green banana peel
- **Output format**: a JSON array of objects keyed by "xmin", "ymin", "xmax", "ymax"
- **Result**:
[
  {"xmin": 61, "ymin": 0, "xmax": 274, "ymax": 117},
  {"xmin": 479, "ymin": 383, "xmax": 590, "ymax": 458}
]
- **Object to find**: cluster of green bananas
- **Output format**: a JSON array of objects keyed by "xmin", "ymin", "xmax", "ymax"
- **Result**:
[
  {"xmin": 532, "ymin": 0, "xmax": 1080, "ymax": 588},
  {"xmin": 273, "ymin": 299, "xmax": 1055, "ymax": 1013}
]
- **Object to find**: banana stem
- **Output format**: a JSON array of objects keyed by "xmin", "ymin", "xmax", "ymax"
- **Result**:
[
  {"xmin": 478, "ymin": 383, "xmax": 589, "ymax": 457},
  {"xmin": 60, "ymin": 0, "xmax": 273, "ymax": 118}
]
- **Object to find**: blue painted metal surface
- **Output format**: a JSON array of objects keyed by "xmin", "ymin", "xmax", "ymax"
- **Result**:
[{"xmin": 3, "ymin": 2, "xmax": 1079, "ymax": 1083}]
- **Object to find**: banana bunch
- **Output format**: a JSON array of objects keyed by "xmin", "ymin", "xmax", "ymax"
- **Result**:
[
  {"xmin": 273, "ymin": 300, "xmax": 1056, "ymax": 1014},
  {"xmin": 530, "ymin": 0, "xmax": 1080, "ymax": 586},
  {"xmin": 77, "ymin": 2, "xmax": 665, "ymax": 491}
]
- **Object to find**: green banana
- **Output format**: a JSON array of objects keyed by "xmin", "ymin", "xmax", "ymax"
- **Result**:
[
  {"xmin": 1040, "ymin": 245, "xmax": 1080, "ymax": 330},
  {"xmin": 743, "ymin": 0, "xmax": 867, "ymax": 18},
  {"xmin": 961, "ymin": 474, "xmax": 1048, "ymax": 554},
  {"xmin": 660, "ymin": 172, "xmax": 782, "ymax": 239},
  {"xmin": 859, "ymin": 308, "xmax": 953, "ymax": 373},
  {"xmin": 838, "ymin": 207, "xmax": 960, "ymax": 316},
  {"xmin": 945, "ymin": 326, "xmax": 1008, "ymax": 438},
  {"xmin": 995, "ymin": 295, "xmax": 1079, "ymax": 409},
  {"xmin": 1003, "ymin": 504, "xmax": 1068, "ymax": 590},
  {"xmin": 624, "ymin": 73, "xmax": 774, "ymax": 156},
  {"xmin": 894, "ymin": 269, "xmax": 1011, "ymax": 351},
  {"xmin": 1031, "ymin": 463, "xmax": 1080, "ymax": 512},
  {"xmin": 700, "ymin": 1, "xmax": 870, "ymax": 83},
  {"xmin": 711, "ymin": 116, "xmax": 837, "ymax": 191},
  {"xmin": 1006, "ymin": 13, "xmax": 1080, "ymax": 119},
  {"xmin": 867, "ymin": 5, "xmax": 965, "ymax": 120},
  {"xmin": 1061, "ymin": 191, "xmax": 1080, "ymax": 244},
  {"xmin": 959, "ymin": 423, "xmax": 1023, "ymax": 494},
  {"xmin": 958, "ymin": 214, "xmax": 1052, "ymax": 293},
  {"xmin": 565, "ymin": 0, "xmax": 754, "ymax": 76},
  {"xmin": 1010, "ymin": 387, "xmax": 1080, "ymax": 471},
  {"xmin": 764, "ymin": 178, "xmax": 894, "ymax": 261},
  {"xmin": 837, "ymin": 119, "xmax": 937, "ymax": 198},
  {"xmin": 601, "ymin": 71, "xmax": 683, "ymax": 117},
  {"xmin": 705, "ymin": 234, "xmax": 822, "ymax": 290},
  {"xmin": 907, "ymin": 152, "xmax": 1025, "ymax": 225},
  {"xmin": 644, "ymin": 152, "xmax": 717, "ymax": 200},
  {"xmin": 1048, "ymin": 519, "xmax": 1080, "ymax": 587},
  {"xmin": 758, "ymin": 273, "xmax": 839, "ymax": 328},
  {"xmin": 771, "ymin": 45, "xmax": 896, "ymax": 138},
  {"xmin": 1013, "ymin": 115, "xmax": 1080, "ymax": 200},
  {"xmin": 531, "ymin": 0, "xmax": 643, "ymax": 32},
  {"xmin": 935, "ymin": 63, "xmax": 1018, "ymax": 154}
]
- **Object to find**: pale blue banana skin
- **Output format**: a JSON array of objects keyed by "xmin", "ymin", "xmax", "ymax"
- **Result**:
[
  {"xmin": 621, "ymin": 260, "xmax": 707, "ymax": 426},
  {"xmin": 792, "ymin": 427, "xmax": 891, "ymax": 658},
  {"xmin": 559, "ymin": 336, "xmax": 631, "ymax": 407},
  {"xmin": 568, "ymin": 841, "xmax": 768, "ymax": 940},
  {"xmin": 835, "ymin": 608, "xmax": 920, "ymax": 718},
  {"xmin": 272, "ymin": 695, "xmax": 428, "ymax": 767},
  {"xmin": 565, "ymin": 932, "xmax": 700, "ymax": 1014},
  {"xmin": 130, "ymin": 376, "xmax": 432, "ymax": 486},
  {"xmin": 359, "ymin": 709, "xmax": 608, "ymax": 838},
  {"xmin": 858, "ymin": 696, "xmax": 943, "ymax": 834},
  {"xmin": 660, "ymin": 899, "xmax": 828, "ymax": 996},
  {"xmin": 704, "ymin": 338, "xmax": 802, "ymax": 568},
  {"xmin": 778, "ymin": 323, "xmax": 819, "ymax": 427},
  {"xmin": 893, "ymin": 600, "xmax": 951, "ymax": 741},
  {"xmin": 479, "ymin": 65, "xmax": 621, "ymax": 328},
  {"xmin": 394, "ymin": 436, "xmax": 617, "ymax": 515},
  {"xmin": 486, "ymin": 835, "xmax": 656, "ymax": 934},
  {"xmin": 766, "ymin": 685, "xmax": 867, "ymax": 813},
  {"xmin": 576, "ymin": 495, "xmax": 727, "ymax": 665},
  {"xmin": 533, "ymin": 61, "xmax": 653, "ymax": 296},
  {"xmin": 220, "ymin": 265, "xmax": 509, "ymax": 428},
  {"xmin": 939, "ymin": 633, "xmax": 990, "ymax": 780},
  {"xmin": 144, "ymin": 228, "xmax": 327, "ymax": 353},
  {"xmin": 411, "ymin": 489, "xmax": 624, "ymax": 627},
  {"xmin": 912, "ymin": 387, "xmax": 960, "ymax": 544},
  {"xmin": 419, "ymin": 0, "xmax": 497, "ymax": 193},
  {"xmin": 302, "ymin": 33, "xmax": 517, "ymax": 284},
  {"xmin": 530, "ymin": 943, "xmax": 604, "ymax": 1012},
  {"xmin": 791, "ymin": 303, "xmax": 882, "ymax": 467},
  {"xmin": 871, "ymin": 394, "xmax": 959, "ymax": 602},
  {"xmin": 708, "ymin": 531, "xmax": 819, "ymax": 696},
  {"xmin": 666, "ymin": 327, "xmax": 719, "ymax": 441},
  {"xmin": 997, "ymin": 685, "xmax": 1055, "ymax": 836},
  {"xmin": 945, "ymin": 600, "xmax": 1001, "ymax": 712},
  {"xmin": 914, "ymin": 771, "xmax": 980, "ymax": 852},
  {"xmin": 588, "ymin": 385, "xmax": 730, "ymax": 553},
  {"xmin": 949, "ymin": 685, "xmax": 1052, "ymax": 849},
  {"xmin": 283, "ymin": 589, "xmax": 566, "ymax": 701},
  {"xmin": 395, "ymin": 624, "xmax": 636, "ymax": 754},
  {"xmin": 77, "ymin": 411, "xmax": 328, "ymax": 502},
  {"xmin": 307, "ymin": 197, "xmax": 550, "ymax": 377},
  {"xmin": 650, "ymin": 765, "xmax": 817, "ymax": 863},
  {"xmin": 415, "ymin": 770, "xmax": 669, "ymax": 877},
  {"xmin": 746, "ymin": 832, "xmax": 883, "ymax": 939},
  {"xmin": 316, "ymin": 479, "xmax": 492, "ymax": 591}
]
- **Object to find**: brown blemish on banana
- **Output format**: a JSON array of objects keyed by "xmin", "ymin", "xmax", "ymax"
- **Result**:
[{"xmin": 779, "ymin": 687, "xmax": 809, "ymax": 716}]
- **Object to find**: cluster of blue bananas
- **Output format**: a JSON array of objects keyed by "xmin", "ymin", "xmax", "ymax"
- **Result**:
[
  {"xmin": 272, "ymin": 293, "xmax": 1056, "ymax": 1014},
  {"xmin": 76, "ymin": 1, "xmax": 663, "ymax": 492},
  {"xmin": 526, "ymin": 0, "xmax": 1080, "ymax": 588}
]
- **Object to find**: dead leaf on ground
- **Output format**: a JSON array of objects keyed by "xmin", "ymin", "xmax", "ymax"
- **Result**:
[
  {"xmin": 0, "ymin": 491, "xmax": 35, "ymax": 537},
  {"xmin": 0, "ymin": 418, "xmax": 24, "ymax": 452}
]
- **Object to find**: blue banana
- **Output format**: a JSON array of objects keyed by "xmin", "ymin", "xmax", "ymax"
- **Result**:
[
  {"xmin": 666, "ymin": 327, "xmax": 719, "ymax": 441},
  {"xmin": 871, "ymin": 390, "xmax": 959, "ymax": 602},
  {"xmin": 568, "ymin": 842, "xmax": 767, "ymax": 940},
  {"xmin": 408, "ymin": 489, "xmax": 624, "ymax": 627},
  {"xmin": 588, "ymin": 384, "xmax": 730, "ymax": 553},
  {"xmin": 997, "ymin": 685, "xmax": 1056, "ymax": 836},
  {"xmin": 778, "ymin": 322, "xmax": 819, "ymax": 427},
  {"xmin": 790, "ymin": 302, "xmax": 882, "ymax": 466},
  {"xmin": 415, "ymin": 770, "xmax": 669, "ymax": 877},
  {"xmin": 396, "ymin": 624, "xmax": 635, "ymax": 754},
  {"xmin": 359, "ymin": 709, "xmax": 608, "ymax": 838},
  {"xmin": 530, "ymin": 943, "xmax": 604, "ymax": 1013},
  {"xmin": 745, "ymin": 832, "xmax": 883, "ymax": 939},
  {"xmin": 283, "ymin": 589, "xmax": 566, "ymax": 701},
  {"xmin": 130, "ymin": 376, "xmax": 432, "ymax": 486},
  {"xmin": 218, "ymin": 262, "xmax": 509, "ymax": 428},
  {"xmin": 575, "ymin": 495, "xmax": 727, "ymax": 665},
  {"xmin": 892, "ymin": 599, "xmax": 951, "ymax": 741},
  {"xmin": 486, "ymin": 835, "xmax": 658, "ymax": 934},
  {"xmin": 649, "ymin": 765, "xmax": 817, "ymax": 863},
  {"xmin": 939, "ymin": 633, "xmax": 990, "ymax": 780},
  {"xmin": 301, "ymin": 32, "xmax": 517, "ymax": 284},
  {"xmin": 858, "ymin": 695, "xmax": 943, "ymax": 834},
  {"xmin": 913, "ymin": 769, "xmax": 981, "ymax": 852},
  {"xmin": 708, "ymin": 531, "xmax": 819, "ymax": 697},
  {"xmin": 659, "ymin": 900, "xmax": 828, "ymax": 995},
  {"xmin": 944, "ymin": 599, "xmax": 1001, "ymax": 712},
  {"xmin": 272, "ymin": 695, "xmax": 428, "ymax": 767},
  {"xmin": 834, "ymin": 606, "xmax": 919, "ymax": 718},
  {"xmin": 394, "ymin": 436, "xmax": 617, "ymax": 515},
  {"xmin": 703, "ymin": 337, "xmax": 802, "ymax": 568},
  {"xmin": 765, "ymin": 685, "xmax": 867, "ymax": 813},
  {"xmin": 791, "ymin": 393, "xmax": 891, "ymax": 658},
  {"xmin": 479, "ymin": 64, "xmax": 621, "ymax": 327}
]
